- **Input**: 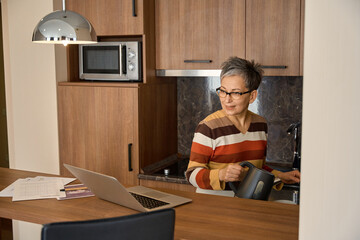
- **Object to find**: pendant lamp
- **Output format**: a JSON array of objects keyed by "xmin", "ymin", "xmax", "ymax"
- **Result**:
[{"xmin": 32, "ymin": 0, "xmax": 97, "ymax": 46}]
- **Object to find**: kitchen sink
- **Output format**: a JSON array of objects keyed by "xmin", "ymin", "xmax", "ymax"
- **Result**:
[{"xmin": 268, "ymin": 184, "xmax": 300, "ymax": 204}]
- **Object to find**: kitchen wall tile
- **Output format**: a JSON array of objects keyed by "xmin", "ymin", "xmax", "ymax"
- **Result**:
[{"xmin": 177, "ymin": 77, "xmax": 221, "ymax": 156}]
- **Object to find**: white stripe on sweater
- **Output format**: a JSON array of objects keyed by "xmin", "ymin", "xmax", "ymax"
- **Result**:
[
  {"xmin": 193, "ymin": 131, "xmax": 267, "ymax": 149},
  {"xmin": 214, "ymin": 131, "xmax": 267, "ymax": 147},
  {"xmin": 189, "ymin": 168, "xmax": 202, "ymax": 188}
]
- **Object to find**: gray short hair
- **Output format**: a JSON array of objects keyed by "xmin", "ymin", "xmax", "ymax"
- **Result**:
[{"xmin": 220, "ymin": 57, "xmax": 264, "ymax": 91}]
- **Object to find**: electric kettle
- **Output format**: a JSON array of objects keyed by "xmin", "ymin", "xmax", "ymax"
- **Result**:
[{"xmin": 229, "ymin": 161, "xmax": 275, "ymax": 200}]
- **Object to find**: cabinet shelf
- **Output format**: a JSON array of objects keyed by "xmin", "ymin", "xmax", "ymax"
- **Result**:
[{"xmin": 58, "ymin": 81, "xmax": 141, "ymax": 88}]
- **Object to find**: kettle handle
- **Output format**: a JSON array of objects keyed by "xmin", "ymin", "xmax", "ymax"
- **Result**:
[
  {"xmin": 239, "ymin": 161, "xmax": 255, "ymax": 169},
  {"xmin": 228, "ymin": 161, "xmax": 255, "ymax": 192}
]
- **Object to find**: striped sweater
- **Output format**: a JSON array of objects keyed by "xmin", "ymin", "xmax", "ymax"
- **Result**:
[{"xmin": 186, "ymin": 110, "xmax": 281, "ymax": 191}]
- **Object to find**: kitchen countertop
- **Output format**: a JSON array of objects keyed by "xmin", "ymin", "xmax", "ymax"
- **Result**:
[
  {"xmin": 138, "ymin": 154, "xmax": 190, "ymax": 184},
  {"xmin": 139, "ymin": 155, "xmax": 295, "ymax": 186},
  {"xmin": 137, "ymin": 173, "xmax": 188, "ymax": 184},
  {"xmin": 139, "ymin": 159, "xmax": 300, "ymax": 204},
  {"xmin": 139, "ymin": 154, "xmax": 190, "ymax": 185}
]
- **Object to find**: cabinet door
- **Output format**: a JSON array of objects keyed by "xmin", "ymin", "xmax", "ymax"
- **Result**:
[
  {"xmin": 156, "ymin": 0, "xmax": 245, "ymax": 69},
  {"xmin": 246, "ymin": 0, "xmax": 301, "ymax": 76},
  {"xmin": 58, "ymin": 85, "xmax": 139, "ymax": 186},
  {"xmin": 66, "ymin": 0, "xmax": 144, "ymax": 36}
]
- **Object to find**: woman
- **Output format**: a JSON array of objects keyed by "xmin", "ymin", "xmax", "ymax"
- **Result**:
[{"xmin": 186, "ymin": 57, "xmax": 300, "ymax": 196}]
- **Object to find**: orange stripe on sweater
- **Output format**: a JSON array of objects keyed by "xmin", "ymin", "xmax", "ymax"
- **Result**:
[
  {"xmin": 212, "ymin": 150, "xmax": 266, "ymax": 163},
  {"xmin": 191, "ymin": 142, "xmax": 213, "ymax": 156},
  {"xmin": 214, "ymin": 140, "xmax": 266, "ymax": 156},
  {"xmin": 196, "ymin": 169, "xmax": 212, "ymax": 189}
]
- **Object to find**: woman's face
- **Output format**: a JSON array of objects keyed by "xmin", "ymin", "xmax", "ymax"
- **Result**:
[{"xmin": 219, "ymin": 75, "xmax": 257, "ymax": 116}]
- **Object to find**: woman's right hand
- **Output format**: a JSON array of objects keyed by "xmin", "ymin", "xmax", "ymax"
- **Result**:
[{"xmin": 219, "ymin": 163, "xmax": 245, "ymax": 182}]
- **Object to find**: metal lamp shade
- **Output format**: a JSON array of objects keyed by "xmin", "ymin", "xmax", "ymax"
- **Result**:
[{"xmin": 32, "ymin": 10, "xmax": 97, "ymax": 45}]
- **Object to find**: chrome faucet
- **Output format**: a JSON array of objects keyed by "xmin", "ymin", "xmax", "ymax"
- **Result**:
[{"xmin": 287, "ymin": 121, "xmax": 301, "ymax": 171}]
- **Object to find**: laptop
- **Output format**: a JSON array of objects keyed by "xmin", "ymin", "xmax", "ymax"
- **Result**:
[{"xmin": 64, "ymin": 164, "xmax": 192, "ymax": 212}]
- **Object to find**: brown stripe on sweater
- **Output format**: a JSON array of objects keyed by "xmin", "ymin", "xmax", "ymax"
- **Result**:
[
  {"xmin": 212, "ymin": 125, "xmax": 240, "ymax": 139},
  {"xmin": 189, "ymin": 152, "xmax": 211, "ymax": 164},
  {"xmin": 195, "ymin": 123, "xmax": 212, "ymax": 138},
  {"xmin": 201, "ymin": 111, "xmax": 267, "ymax": 134},
  {"xmin": 196, "ymin": 123, "xmax": 239, "ymax": 139},
  {"xmin": 248, "ymin": 122, "xmax": 268, "ymax": 133}
]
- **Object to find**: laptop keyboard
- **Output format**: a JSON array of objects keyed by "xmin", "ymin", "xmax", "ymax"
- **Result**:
[{"xmin": 130, "ymin": 192, "xmax": 170, "ymax": 209}]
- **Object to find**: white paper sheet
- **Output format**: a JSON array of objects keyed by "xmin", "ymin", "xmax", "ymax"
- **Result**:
[
  {"xmin": 0, "ymin": 176, "xmax": 76, "ymax": 198},
  {"xmin": 0, "ymin": 178, "xmax": 22, "ymax": 197},
  {"xmin": 12, "ymin": 178, "xmax": 65, "ymax": 201}
]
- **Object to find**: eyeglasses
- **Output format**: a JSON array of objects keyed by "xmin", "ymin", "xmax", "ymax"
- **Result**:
[{"xmin": 216, "ymin": 87, "xmax": 252, "ymax": 100}]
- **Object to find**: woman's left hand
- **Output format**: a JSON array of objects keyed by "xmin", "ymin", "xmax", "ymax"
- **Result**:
[{"xmin": 278, "ymin": 170, "xmax": 301, "ymax": 184}]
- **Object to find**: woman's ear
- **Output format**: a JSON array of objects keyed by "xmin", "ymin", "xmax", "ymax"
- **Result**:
[{"xmin": 249, "ymin": 90, "xmax": 258, "ymax": 104}]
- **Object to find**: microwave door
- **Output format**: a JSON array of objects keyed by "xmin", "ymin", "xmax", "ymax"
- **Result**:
[{"xmin": 80, "ymin": 45, "xmax": 123, "ymax": 81}]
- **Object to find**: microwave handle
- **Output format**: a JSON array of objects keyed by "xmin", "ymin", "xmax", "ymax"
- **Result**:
[
  {"xmin": 121, "ymin": 45, "xmax": 127, "ymax": 75},
  {"xmin": 132, "ymin": 0, "xmax": 137, "ymax": 17}
]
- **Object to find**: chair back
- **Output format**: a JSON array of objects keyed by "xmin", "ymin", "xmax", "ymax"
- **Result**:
[{"xmin": 41, "ymin": 208, "xmax": 175, "ymax": 240}]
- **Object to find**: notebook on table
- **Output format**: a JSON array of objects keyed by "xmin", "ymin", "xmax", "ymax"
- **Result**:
[{"xmin": 64, "ymin": 164, "xmax": 192, "ymax": 212}]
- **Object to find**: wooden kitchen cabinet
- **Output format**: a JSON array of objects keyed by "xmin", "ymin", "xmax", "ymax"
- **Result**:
[
  {"xmin": 66, "ymin": 0, "xmax": 158, "ymax": 84},
  {"xmin": 57, "ymin": 84, "xmax": 139, "ymax": 185},
  {"xmin": 246, "ymin": 0, "xmax": 302, "ymax": 76},
  {"xmin": 57, "ymin": 82, "xmax": 177, "ymax": 186},
  {"xmin": 66, "ymin": 0, "xmax": 154, "ymax": 36},
  {"xmin": 156, "ymin": 0, "xmax": 304, "ymax": 76},
  {"xmin": 156, "ymin": 0, "xmax": 246, "ymax": 69}
]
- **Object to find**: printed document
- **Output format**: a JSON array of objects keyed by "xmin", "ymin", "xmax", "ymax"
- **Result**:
[{"xmin": 0, "ymin": 176, "xmax": 75, "ymax": 201}]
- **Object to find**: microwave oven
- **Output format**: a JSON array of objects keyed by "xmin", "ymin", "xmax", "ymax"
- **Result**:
[{"xmin": 79, "ymin": 41, "xmax": 142, "ymax": 81}]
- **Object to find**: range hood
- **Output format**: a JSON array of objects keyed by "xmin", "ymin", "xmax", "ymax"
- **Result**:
[{"xmin": 156, "ymin": 69, "xmax": 221, "ymax": 77}]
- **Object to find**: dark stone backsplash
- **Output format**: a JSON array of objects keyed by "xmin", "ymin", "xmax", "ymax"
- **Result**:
[{"xmin": 177, "ymin": 76, "xmax": 303, "ymax": 166}]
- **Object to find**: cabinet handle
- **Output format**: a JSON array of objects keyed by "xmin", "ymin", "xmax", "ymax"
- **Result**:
[
  {"xmin": 132, "ymin": 0, "xmax": 137, "ymax": 17},
  {"xmin": 184, "ymin": 60, "xmax": 213, "ymax": 63},
  {"xmin": 261, "ymin": 65, "xmax": 287, "ymax": 69},
  {"xmin": 128, "ymin": 143, "xmax": 133, "ymax": 172}
]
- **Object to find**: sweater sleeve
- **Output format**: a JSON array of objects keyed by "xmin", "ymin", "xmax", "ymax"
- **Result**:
[{"xmin": 185, "ymin": 123, "xmax": 225, "ymax": 190}]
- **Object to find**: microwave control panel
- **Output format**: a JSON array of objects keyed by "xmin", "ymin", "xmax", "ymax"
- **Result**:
[{"xmin": 122, "ymin": 41, "xmax": 141, "ymax": 81}]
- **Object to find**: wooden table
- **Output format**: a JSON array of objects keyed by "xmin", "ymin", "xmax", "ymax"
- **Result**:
[{"xmin": 0, "ymin": 167, "xmax": 299, "ymax": 240}]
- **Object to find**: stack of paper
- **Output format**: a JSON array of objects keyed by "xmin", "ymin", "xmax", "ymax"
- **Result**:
[{"xmin": 0, "ymin": 176, "xmax": 75, "ymax": 201}]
